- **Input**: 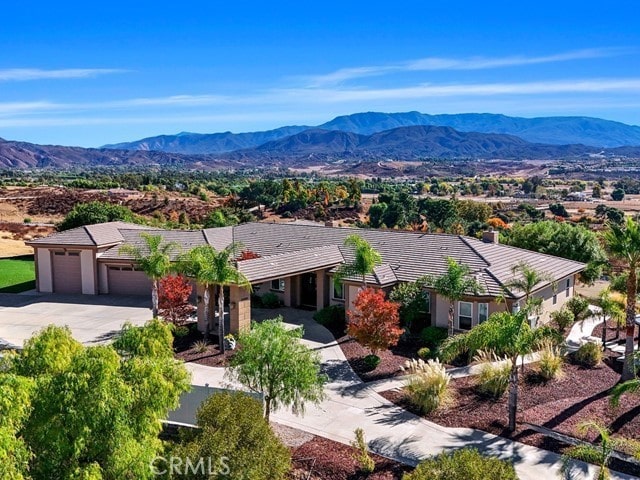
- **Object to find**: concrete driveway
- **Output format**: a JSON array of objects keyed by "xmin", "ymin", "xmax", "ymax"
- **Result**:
[{"xmin": 0, "ymin": 293, "xmax": 152, "ymax": 349}]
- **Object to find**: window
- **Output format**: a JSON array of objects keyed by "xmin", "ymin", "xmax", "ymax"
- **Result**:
[
  {"xmin": 68, "ymin": 251, "xmax": 80, "ymax": 257},
  {"xmin": 270, "ymin": 279, "xmax": 285, "ymax": 292},
  {"xmin": 331, "ymin": 279, "xmax": 344, "ymax": 300},
  {"xmin": 424, "ymin": 291, "xmax": 431, "ymax": 314},
  {"xmin": 478, "ymin": 303, "xmax": 489, "ymax": 323},
  {"xmin": 458, "ymin": 301, "xmax": 473, "ymax": 330},
  {"xmin": 54, "ymin": 251, "xmax": 65, "ymax": 256},
  {"xmin": 565, "ymin": 278, "xmax": 570, "ymax": 297}
]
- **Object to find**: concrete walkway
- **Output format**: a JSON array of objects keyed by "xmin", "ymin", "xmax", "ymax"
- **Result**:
[{"xmin": 185, "ymin": 308, "xmax": 635, "ymax": 480}]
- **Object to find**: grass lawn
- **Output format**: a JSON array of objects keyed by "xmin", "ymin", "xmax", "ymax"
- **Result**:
[{"xmin": 0, "ymin": 255, "xmax": 35, "ymax": 293}]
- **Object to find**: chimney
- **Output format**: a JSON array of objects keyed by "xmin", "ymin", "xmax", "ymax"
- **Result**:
[{"xmin": 482, "ymin": 230, "xmax": 499, "ymax": 244}]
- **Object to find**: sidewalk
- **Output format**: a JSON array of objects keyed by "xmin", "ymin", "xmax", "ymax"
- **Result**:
[{"xmin": 184, "ymin": 309, "xmax": 633, "ymax": 480}]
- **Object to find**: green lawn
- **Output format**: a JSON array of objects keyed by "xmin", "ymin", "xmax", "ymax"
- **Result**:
[{"xmin": 0, "ymin": 255, "xmax": 35, "ymax": 293}]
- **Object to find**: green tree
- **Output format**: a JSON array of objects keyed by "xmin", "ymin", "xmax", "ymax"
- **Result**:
[
  {"xmin": 389, "ymin": 278, "xmax": 429, "ymax": 330},
  {"xmin": 119, "ymin": 233, "xmax": 179, "ymax": 318},
  {"xmin": 227, "ymin": 317, "xmax": 326, "ymax": 422},
  {"xmin": 403, "ymin": 448, "xmax": 519, "ymax": 480},
  {"xmin": 426, "ymin": 257, "xmax": 484, "ymax": 336},
  {"xmin": 603, "ymin": 217, "xmax": 640, "ymax": 381},
  {"xmin": 368, "ymin": 202, "xmax": 387, "ymax": 228},
  {"xmin": 4, "ymin": 321, "xmax": 190, "ymax": 479},
  {"xmin": 611, "ymin": 188, "xmax": 625, "ymax": 201},
  {"xmin": 334, "ymin": 234, "xmax": 382, "ymax": 287},
  {"xmin": 0, "ymin": 374, "xmax": 33, "ymax": 480},
  {"xmin": 440, "ymin": 309, "xmax": 559, "ymax": 432},
  {"xmin": 505, "ymin": 221, "xmax": 607, "ymax": 284},
  {"xmin": 503, "ymin": 261, "xmax": 554, "ymax": 321},
  {"xmin": 178, "ymin": 244, "xmax": 251, "ymax": 353},
  {"xmin": 58, "ymin": 201, "xmax": 135, "ymax": 231},
  {"xmin": 168, "ymin": 391, "xmax": 291, "ymax": 480}
]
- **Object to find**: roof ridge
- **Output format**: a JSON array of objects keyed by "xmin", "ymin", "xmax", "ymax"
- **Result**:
[
  {"xmin": 458, "ymin": 235, "xmax": 491, "ymax": 270},
  {"xmin": 83, "ymin": 225, "xmax": 98, "ymax": 246}
]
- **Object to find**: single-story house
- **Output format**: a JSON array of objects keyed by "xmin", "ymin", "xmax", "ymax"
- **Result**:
[{"xmin": 27, "ymin": 222, "xmax": 585, "ymax": 334}]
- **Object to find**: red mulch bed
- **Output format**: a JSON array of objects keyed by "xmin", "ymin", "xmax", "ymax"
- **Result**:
[
  {"xmin": 336, "ymin": 334, "xmax": 421, "ymax": 382},
  {"xmin": 289, "ymin": 435, "xmax": 411, "ymax": 479},
  {"xmin": 380, "ymin": 352, "xmax": 640, "ymax": 476},
  {"xmin": 172, "ymin": 324, "xmax": 236, "ymax": 367},
  {"xmin": 592, "ymin": 317, "xmax": 639, "ymax": 344}
]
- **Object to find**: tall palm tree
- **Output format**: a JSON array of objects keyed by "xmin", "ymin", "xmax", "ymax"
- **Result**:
[
  {"xmin": 426, "ymin": 257, "xmax": 484, "ymax": 336},
  {"xmin": 603, "ymin": 217, "xmax": 640, "ymax": 381},
  {"xmin": 503, "ymin": 261, "xmax": 554, "ymax": 322},
  {"xmin": 178, "ymin": 244, "xmax": 251, "ymax": 353},
  {"xmin": 334, "ymin": 234, "xmax": 382, "ymax": 287},
  {"xmin": 440, "ymin": 308, "xmax": 559, "ymax": 432},
  {"xmin": 119, "ymin": 233, "xmax": 179, "ymax": 318}
]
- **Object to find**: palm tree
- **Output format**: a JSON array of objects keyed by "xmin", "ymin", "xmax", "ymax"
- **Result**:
[
  {"xmin": 178, "ymin": 244, "xmax": 251, "ymax": 353},
  {"xmin": 334, "ymin": 234, "xmax": 382, "ymax": 287},
  {"xmin": 561, "ymin": 421, "xmax": 619, "ymax": 480},
  {"xmin": 603, "ymin": 217, "xmax": 640, "ymax": 381},
  {"xmin": 440, "ymin": 308, "xmax": 559, "ymax": 432},
  {"xmin": 119, "ymin": 233, "xmax": 179, "ymax": 318},
  {"xmin": 610, "ymin": 376, "xmax": 640, "ymax": 408},
  {"xmin": 598, "ymin": 288, "xmax": 624, "ymax": 347},
  {"xmin": 503, "ymin": 261, "xmax": 554, "ymax": 323},
  {"xmin": 426, "ymin": 257, "xmax": 484, "ymax": 336}
]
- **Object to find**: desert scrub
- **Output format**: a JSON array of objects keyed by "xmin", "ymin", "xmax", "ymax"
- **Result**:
[
  {"xmin": 537, "ymin": 340, "xmax": 564, "ymax": 380},
  {"xmin": 475, "ymin": 350, "xmax": 510, "ymax": 398},
  {"xmin": 574, "ymin": 342, "xmax": 603, "ymax": 367},
  {"xmin": 404, "ymin": 359, "xmax": 452, "ymax": 414}
]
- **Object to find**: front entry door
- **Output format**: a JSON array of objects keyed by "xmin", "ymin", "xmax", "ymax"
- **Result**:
[{"xmin": 300, "ymin": 272, "xmax": 317, "ymax": 308}]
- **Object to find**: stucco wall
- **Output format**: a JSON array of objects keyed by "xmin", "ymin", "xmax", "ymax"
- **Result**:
[
  {"xmin": 36, "ymin": 248, "xmax": 52, "ymax": 293},
  {"xmin": 80, "ymin": 249, "xmax": 96, "ymax": 294}
]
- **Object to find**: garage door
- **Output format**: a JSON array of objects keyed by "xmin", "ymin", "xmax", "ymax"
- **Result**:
[
  {"xmin": 107, "ymin": 266, "xmax": 152, "ymax": 296},
  {"xmin": 52, "ymin": 251, "xmax": 82, "ymax": 294}
]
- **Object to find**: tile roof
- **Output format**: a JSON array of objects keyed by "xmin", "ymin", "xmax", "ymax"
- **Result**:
[
  {"xmin": 26, "ymin": 221, "xmax": 150, "ymax": 247},
  {"xmin": 33, "ymin": 221, "xmax": 585, "ymax": 298},
  {"xmin": 237, "ymin": 245, "xmax": 344, "ymax": 283}
]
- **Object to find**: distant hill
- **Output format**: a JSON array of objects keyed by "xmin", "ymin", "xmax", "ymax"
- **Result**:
[
  {"xmin": 103, "ymin": 111, "xmax": 640, "ymax": 153},
  {"xmin": 0, "ymin": 138, "xmax": 232, "ymax": 169},
  {"xmin": 236, "ymin": 125, "xmax": 603, "ymax": 160},
  {"xmin": 103, "ymin": 125, "xmax": 309, "ymax": 154}
]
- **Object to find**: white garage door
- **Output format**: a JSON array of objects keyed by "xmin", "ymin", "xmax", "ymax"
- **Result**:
[
  {"xmin": 52, "ymin": 251, "xmax": 82, "ymax": 294},
  {"xmin": 107, "ymin": 266, "xmax": 152, "ymax": 296}
]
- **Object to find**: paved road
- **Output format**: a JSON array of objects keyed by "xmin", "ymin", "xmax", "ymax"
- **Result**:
[
  {"xmin": 0, "ymin": 292, "xmax": 151, "ymax": 348},
  {"xmin": 186, "ymin": 307, "xmax": 634, "ymax": 480}
]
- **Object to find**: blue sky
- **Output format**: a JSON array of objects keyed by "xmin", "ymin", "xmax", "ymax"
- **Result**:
[{"xmin": 1, "ymin": 1, "xmax": 639, "ymax": 147}]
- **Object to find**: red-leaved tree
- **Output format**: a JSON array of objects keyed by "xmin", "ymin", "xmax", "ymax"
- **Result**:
[
  {"xmin": 347, "ymin": 287, "xmax": 403, "ymax": 355},
  {"xmin": 158, "ymin": 274, "xmax": 196, "ymax": 326},
  {"xmin": 238, "ymin": 250, "xmax": 261, "ymax": 261}
]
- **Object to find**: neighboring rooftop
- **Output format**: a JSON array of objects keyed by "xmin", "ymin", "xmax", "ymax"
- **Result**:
[{"xmin": 29, "ymin": 221, "xmax": 586, "ymax": 298}]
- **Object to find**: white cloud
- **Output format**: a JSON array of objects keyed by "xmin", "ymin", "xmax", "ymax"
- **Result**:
[
  {"xmin": 0, "ymin": 68, "xmax": 126, "ymax": 81},
  {"xmin": 305, "ymin": 48, "xmax": 631, "ymax": 86}
]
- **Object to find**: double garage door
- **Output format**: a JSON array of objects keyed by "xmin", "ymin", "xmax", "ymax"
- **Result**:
[{"xmin": 107, "ymin": 266, "xmax": 152, "ymax": 296}]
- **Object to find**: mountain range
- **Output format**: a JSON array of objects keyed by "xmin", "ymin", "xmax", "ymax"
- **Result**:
[{"xmin": 103, "ymin": 111, "xmax": 640, "ymax": 153}]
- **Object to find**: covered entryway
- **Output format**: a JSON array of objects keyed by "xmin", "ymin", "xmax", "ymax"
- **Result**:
[
  {"xmin": 300, "ymin": 272, "xmax": 317, "ymax": 308},
  {"xmin": 107, "ymin": 266, "xmax": 152, "ymax": 296},
  {"xmin": 52, "ymin": 251, "xmax": 82, "ymax": 294}
]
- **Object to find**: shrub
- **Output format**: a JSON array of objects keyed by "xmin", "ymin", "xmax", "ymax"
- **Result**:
[
  {"xmin": 389, "ymin": 280, "xmax": 428, "ymax": 329},
  {"xmin": 403, "ymin": 448, "xmax": 519, "ymax": 480},
  {"xmin": 58, "ymin": 201, "xmax": 135, "ymax": 231},
  {"xmin": 313, "ymin": 305, "xmax": 346, "ymax": 330},
  {"xmin": 420, "ymin": 326, "xmax": 448, "ymax": 348},
  {"xmin": 363, "ymin": 354, "xmax": 381, "ymax": 370},
  {"xmin": 476, "ymin": 352, "xmax": 510, "ymax": 398},
  {"xmin": 538, "ymin": 340, "xmax": 564, "ymax": 381},
  {"xmin": 192, "ymin": 339, "xmax": 209, "ymax": 353},
  {"xmin": 551, "ymin": 308, "xmax": 575, "ymax": 334},
  {"xmin": 566, "ymin": 296, "xmax": 590, "ymax": 323},
  {"xmin": 260, "ymin": 292, "xmax": 280, "ymax": 309},
  {"xmin": 23, "ymin": 217, "xmax": 32, "ymax": 224},
  {"xmin": 417, "ymin": 347, "xmax": 431, "ymax": 360},
  {"xmin": 171, "ymin": 392, "xmax": 291, "ymax": 479},
  {"xmin": 251, "ymin": 294, "xmax": 264, "ymax": 308},
  {"xmin": 172, "ymin": 325, "xmax": 190, "ymax": 337},
  {"xmin": 351, "ymin": 428, "xmax": 375, "ymax": 474},
  {"xmin": 404, "ymin": 359, "xmax": 452, "ymax": 414},
  {"xmin": 574, "ymin": 342, "xmax": 603, "ymax": 367}
]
